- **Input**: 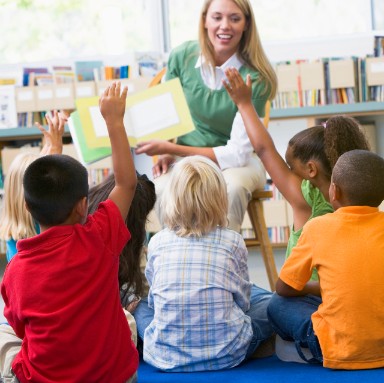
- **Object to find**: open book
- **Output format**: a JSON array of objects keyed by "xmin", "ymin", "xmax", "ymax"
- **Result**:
[{"xmin": 71, "ymin": 78, "xmax": 195, "ymax": 162}]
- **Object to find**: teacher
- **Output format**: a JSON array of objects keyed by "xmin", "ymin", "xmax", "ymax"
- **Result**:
[{"xmin": 136, "ymin": 0, "xmax": 277, "ymax": 232}]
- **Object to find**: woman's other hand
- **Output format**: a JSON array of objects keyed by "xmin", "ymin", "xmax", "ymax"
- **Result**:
[{"xmin": 135, "ymin": 139, "xmax": 172, "ymax": 157}]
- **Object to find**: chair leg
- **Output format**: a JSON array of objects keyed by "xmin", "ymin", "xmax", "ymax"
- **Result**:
[{"xmin": 247, "ymin": 198, "xmax": 278, "ymax": 291}]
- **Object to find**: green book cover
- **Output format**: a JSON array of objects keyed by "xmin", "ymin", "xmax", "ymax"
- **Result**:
[{"xmin": 68, "ymin": 110, "xmax": 111, "ymax": 165}]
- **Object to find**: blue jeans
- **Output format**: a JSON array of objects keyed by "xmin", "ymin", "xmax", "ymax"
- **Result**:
[
  {"xmin": 267, "ymin": 293, "xmax": 323, "ymax": 363},
  {"xmin": 133, "ymin": 284, "xmax": 274, "ymax": 360}
]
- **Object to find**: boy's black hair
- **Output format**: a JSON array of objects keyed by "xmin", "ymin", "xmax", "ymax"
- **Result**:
[
  {"xmin": 333, "ymin": 149, "xmax": 384, "ymax": 207},
  {"xmin": 23, "ymin": 154, "xmax": 89, "ymax": 226}
]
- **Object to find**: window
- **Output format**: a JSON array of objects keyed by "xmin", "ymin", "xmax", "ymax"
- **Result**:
[
  {"xmin": 0, "ymin": 0, "xmax": 155, "ymax": 64},
  {"xmin": 166, "ymin": 0, "xmax": 372, "ymax": 51}
]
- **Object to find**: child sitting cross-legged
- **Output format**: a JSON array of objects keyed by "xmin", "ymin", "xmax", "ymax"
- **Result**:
[
  {"xmin": 0, "ymin": 82, "xmax": 139, "ymax": 383},
  {"xmin": 267, "ymin": 149, "xmax": 384, "ymax": 370},
  {"xmin": 138, "ymin": 155, "xmax": 274, "ymax": 372}
]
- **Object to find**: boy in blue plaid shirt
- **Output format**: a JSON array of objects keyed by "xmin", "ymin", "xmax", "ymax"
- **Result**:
[{"xmin": 134, "ymin": 155, "xmax": 273, "ymax": 371}]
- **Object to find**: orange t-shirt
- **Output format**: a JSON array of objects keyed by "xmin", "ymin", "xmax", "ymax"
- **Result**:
[{"xmin": 280, "ymin": 206, "xmax": 384, "ymax": 370}]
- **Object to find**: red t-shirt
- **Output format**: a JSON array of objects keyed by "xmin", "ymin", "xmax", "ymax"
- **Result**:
[{"xmin": 1, "ymin": 199, "xmax": 138, "ymax": 383}]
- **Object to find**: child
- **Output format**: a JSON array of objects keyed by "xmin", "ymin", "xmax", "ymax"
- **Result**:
[
  {"xmin": 139, "ymin": 155, "xmax": 273, "ymax": 372},
  {"xmin": 223, "ymin": 68, "xmax": 370, "ymax": 281},
  {"xmin": 88, "ymin": 172, "xmax": 156, "ymax": 346},
  {"xmin": 0, "ymin": 82, "xmax": 139, "ymax": 383},
  {"xmin": 0, "ymin": 111, "xmax": 65, "ymax": 262},
  {"xmin": 267, "ymin": 149, "xmax": 384, "ymax": 369},
  {"xmin": 88, "ymin": 172, "xmax": 156, "ymax": 304}
]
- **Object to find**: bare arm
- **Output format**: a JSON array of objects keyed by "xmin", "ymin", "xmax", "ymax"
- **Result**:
[
  {"xmin": 37, "ymin": 110, "xmax": 66, "ymax": 155},
  {"xmin": 135, "ymin": 140, "xmax": 217, "ymax": 178},
  {"xmin": 223, "ymin": 68, "xmax": 311, "ymax": 227},
  {"xmin": 99, "ymin": 82, "xmax": 137, "ymax": 219},
  {"xmin": 276, "ymin": 278, "xmax": 321, "ymax": 297}
]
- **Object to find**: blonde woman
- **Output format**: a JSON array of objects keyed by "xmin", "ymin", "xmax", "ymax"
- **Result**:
[
  {"xmin": 134, "ymin": 155, "xmax": 273, "ymax": 371},
  {"xmin": 0, "ymin": 111, "xmax": 65, "ymax": 261},
  {"xmin": 135, "ymin": 0, "xmax": 277, "ymax": 232}
]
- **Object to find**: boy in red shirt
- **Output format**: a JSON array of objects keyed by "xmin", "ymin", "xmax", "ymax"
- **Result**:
[{"xmin": 0, "ymin": 82, "xmax": 138, "ymax": 383}]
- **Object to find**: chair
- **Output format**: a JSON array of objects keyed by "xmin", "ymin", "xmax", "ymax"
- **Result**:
[
  {"xmin": 243, "ymin": 99, "xmax": 278, "ymax": 291},
  {"xmin": 149, "ymin": 70, "xmax": 278, "ymax": 291}
]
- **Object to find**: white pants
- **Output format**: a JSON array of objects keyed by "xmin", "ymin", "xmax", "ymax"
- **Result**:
[{"xmin": 153, "ymin": 153, "xmax": 266, "ymax": 232}]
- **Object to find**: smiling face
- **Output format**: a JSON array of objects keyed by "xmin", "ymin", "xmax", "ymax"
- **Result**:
[{"xmin": 204, "ymin": 0, "xmax": 247, "ymax": 66}]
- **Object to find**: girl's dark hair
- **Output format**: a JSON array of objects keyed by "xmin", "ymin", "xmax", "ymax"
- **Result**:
[
  {"xmin": 288, "ymin": 115, "xmax": 370, "ymax": 180},
  {"xmin": 88, "ymin": 173, "xmax": 156, "ymax": 296}
]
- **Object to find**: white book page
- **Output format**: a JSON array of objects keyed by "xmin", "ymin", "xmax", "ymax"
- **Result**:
[
  {"xmin": 89, "ymin": 106, "xmax": 108, "ymax": 137},
  {"xmin": 88, "ymin": 92, "xmax": 179, "ymax": 139},
  {"xmin": 126, "ymin": 92, "xmax": 179, "ymax": 138}
]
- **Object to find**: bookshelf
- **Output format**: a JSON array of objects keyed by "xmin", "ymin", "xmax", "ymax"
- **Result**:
[{"xmin": 270, "ymin": 101, "xmax": 384, "ymax": 120}]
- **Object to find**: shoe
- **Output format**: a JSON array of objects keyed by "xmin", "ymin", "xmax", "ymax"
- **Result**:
[
  {"xmin": 275, "ymin": 335, "xmax": 312, "ymax": 363},
  {"xmin": 251, "ymin": 334, "xmax": 276, "ymax": 359}
]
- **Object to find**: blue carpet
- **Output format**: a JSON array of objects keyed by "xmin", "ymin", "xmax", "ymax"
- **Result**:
[{"xmin": 138, "ymin": 355, "xmax": 384, "ymax": 383}]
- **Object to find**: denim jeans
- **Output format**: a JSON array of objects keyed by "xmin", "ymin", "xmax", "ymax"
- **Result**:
[
  {"xmin": 133, "ymin": 284, "xmax": 274, "ymax": 360},
  {"xmin": 267, "ymin": 293, "xmax": 323, "ymax": 363}
]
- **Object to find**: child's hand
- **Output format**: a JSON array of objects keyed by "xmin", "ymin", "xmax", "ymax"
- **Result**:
[
  {"xmin": 99, "ymin": 82, "xmax": 128, "ymax": 126},
  {"xmin": 223, "ymin": 67, "xmax": 253, "ymax": 107},
  {"xmin": 152, "ymin": 154, "xmax": 175, "ymax": 178},
  {"xmin": 37, "ymin": 110, "xmax": 66, "ymax": 155}
]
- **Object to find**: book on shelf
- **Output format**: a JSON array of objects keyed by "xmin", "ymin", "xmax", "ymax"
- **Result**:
[
  {"xmin": 272, "ymin": 60, "xmax": 326, "ymax": 109},
  {"xmin": 73, "ymin": 77, "xmax": 195, "ymax": 150},
  {"xmin": 0, "ymin": 78, "xmax": 16, "ymax": 85},
  {"xmin": 325, "ymin": 57, "xmax": 359, "ymax": 104},
  {"xmin": 52, "ymin": 65, "xmax": 76, "ymax": 84},
  {"xmin": 74, "ymin": 60, "xmax": 104, "ymax": 82},
  {"xmin": 365, "ymin": 56, "xmax": 384, "ymax": 102},
  {"xmin": 103, "ymin": 65, "xmax": 129, "ymax": 80},
  {"xmin": 22, "ymin": 67, "xmax": 49, "ymax": 86},
  {"xmin": 241, "ymin": 180, "xmax": 291, "ymax": 245},
  {"xmin": 136, "ymin": 52, "xmax": 163, "ymax": 77},
  {"xmin": 0, "ymin": 85, "xmax": 17, "ymax": 129},
  {"xmin": 373, "ymin": 35, "xmax": 384, "ymax": 57}
]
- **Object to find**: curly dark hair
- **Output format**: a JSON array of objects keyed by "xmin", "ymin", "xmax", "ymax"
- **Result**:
[
  {"xmin": 288, "ymin": 115, "xmax": 370, "ymax": 180},
  {"xmin": 88, "ymin": 173, "xmax": 156, "ymax": 297}
]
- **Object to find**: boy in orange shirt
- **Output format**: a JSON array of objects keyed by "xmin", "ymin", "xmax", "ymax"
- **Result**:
[{"xmin": 267, "ymin": 149, "xmax": 384, "ymax": 370}]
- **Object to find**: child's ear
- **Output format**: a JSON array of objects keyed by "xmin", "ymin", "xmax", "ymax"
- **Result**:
[
  {"xmin": 307, "ymin": 161, "xmax": 318, "ymax": 179},
  {"xmin": 74, "ymin": 197, "xmax": 88, "ymax": 223},
  {"xmin": 329, "ymin": 182, "xmax": 342, "ymax": 209}
]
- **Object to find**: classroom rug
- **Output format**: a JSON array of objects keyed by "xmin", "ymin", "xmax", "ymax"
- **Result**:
[{"xmin": 138, "ymin": 355, "xmax": 384, "ymax": 383}]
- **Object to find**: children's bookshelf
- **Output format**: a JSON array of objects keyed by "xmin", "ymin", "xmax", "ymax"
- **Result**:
[{"xmin": 2, "ymin": 40, "xmax": 384, "ymax": 247}]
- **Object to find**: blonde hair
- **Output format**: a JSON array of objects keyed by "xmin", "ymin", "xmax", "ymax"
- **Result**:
[
  {"xmin": 161, "ymin": 156, "xmax": 228, "ymax": 237},
  {"xmin": 0, "ymin": 152, "xmax": 39, "ymax": 241},
  {"xmin": 198, "ymin": 0, "xmax": 277, "ymax": 99}
]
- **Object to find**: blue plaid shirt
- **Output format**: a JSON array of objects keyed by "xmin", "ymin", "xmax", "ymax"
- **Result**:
[{"xmin": 143, "ymin": 227, "xmax": 253, "ymax": 371}]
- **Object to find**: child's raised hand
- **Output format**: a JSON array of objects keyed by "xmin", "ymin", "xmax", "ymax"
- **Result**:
[
  {"xmin": 99, "ymin": 82, "xmax": 128, "ymax": 125},
  {"xmin": 223, "ymin": 67, "xmax": 253, "ymax": 107},
  {"xmin": 37, "ymin": 110, "xmax": 66, "ymax": 155}
]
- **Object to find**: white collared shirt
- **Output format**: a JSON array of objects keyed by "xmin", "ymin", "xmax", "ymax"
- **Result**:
[{"xmin": 195, "ymin": 53, "xmax": 254, "ymax": 169}]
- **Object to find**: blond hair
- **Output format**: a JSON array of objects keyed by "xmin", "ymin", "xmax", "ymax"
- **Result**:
[
  {"xmin": 161, "ymin": 156, "xmax": 228, "ymax": 237},
  {"xmin": 0, "ymin": 152, "xmax": 39, "ymax": 241},
  {"xmin": 198, "ymin": 0, "xmax": 277, "ymax": 99}
]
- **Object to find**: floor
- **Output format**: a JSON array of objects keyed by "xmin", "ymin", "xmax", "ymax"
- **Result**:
[{"xmin": 0, "ymin": 247, "xmax": 286, "ymax": 323}]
